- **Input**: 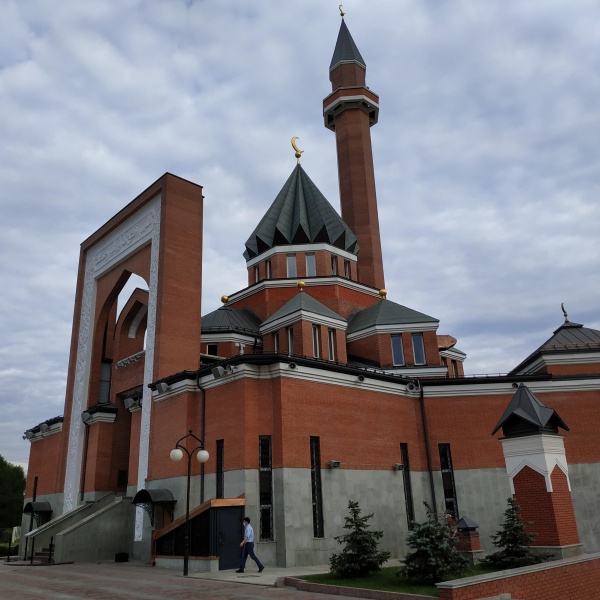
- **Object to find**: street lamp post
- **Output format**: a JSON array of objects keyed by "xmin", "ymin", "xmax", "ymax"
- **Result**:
[{"xmin": 169, "ymin": 429, "xmax": 209, "ymax": 576}]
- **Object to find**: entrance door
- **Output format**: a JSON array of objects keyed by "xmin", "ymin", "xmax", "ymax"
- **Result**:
[{"xmin": 216, "ymin": 507, "xmax": 243, "ymax": 570}]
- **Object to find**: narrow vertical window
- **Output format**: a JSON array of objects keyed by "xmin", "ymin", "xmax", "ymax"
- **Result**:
[
  {"xmin": 400, "ymin": 443, "xmax": 415, "ymax": 529},
  {"xmin": 312, "ymin": 325, "xmax": 320, "ymax": 358},
  {"xmin": 306, "ymin": 253, "xmax": 316, "ymax": 277},
  {"xmin": 391, "ymin": 335, "xmax": 404, "ymax": 366},
  {"xmin": 287, "ymin": 326, "xmax": 294, "ymax": 355},
  {"xmin": 439, "ymin": 443, "xmax": 459, "ymax": 520},
  {"xmin": 259, "ymin": 436, "xmax": 273, "ymax": 540},
  {"xmin": 328, "ymin": 328, "xmax": 336, "ymax": 361},
  {"xmin": 344, "ymin": 260, "xmax": 351, "ymax": 279},
  {"xmin": 310, "ymin": 436, "xmax": 324, "ymax": 538},
  {"xmin": 216, "ymin": 439, "xmax": 224, "ymax": 499},
  {"xmin": 254, "ymin": 265, "xmax": 260, "ymax": 283},
  {"xmin": 273, "ymin": 332, "xmax": 279, "ymax": 353},
  {"xmin": 287, "ymin": 254, "xmax": 297, "ymax": 278},
  {"xmin": 266, "ymin": 259, "xmax": 272, "ymax": 279},
  {"xmin": 451, "ymin": 360, "xmax": 459, "ymax": 377},
  {"xmin": 412, "ymin": 333, "xmax": 426, "ymax": 365},
  {"xmin": 331, "ymin": 255, "xmax": 338, "ymax": 275},
  {"xmin": 98, "ymin": 360, "xmax": 112, "ymax": 404}
]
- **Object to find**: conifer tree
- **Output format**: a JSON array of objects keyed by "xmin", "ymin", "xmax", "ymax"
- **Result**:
[
  {"xmin": 399, "ymin": 503, "xmax": 469, "ymax": 584},
  {"xmin": 330, "ymin": 500, "xmax": 391, "ymax": 577}
]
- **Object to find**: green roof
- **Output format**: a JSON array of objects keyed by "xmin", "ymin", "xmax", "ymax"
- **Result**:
[
  {"xmin": 347, "ymin": 300, "xmax": 438, "ymax": 335},
  {"xmin": 243, "ymin": 164, "xmax": 358, "ymax": 260},
  {"xmin": 261, "ymin": 292, "xmax": 344, "ymax": 329}
]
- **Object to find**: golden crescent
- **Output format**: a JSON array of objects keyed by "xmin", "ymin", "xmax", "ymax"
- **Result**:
[{"xmin": 291, "ymin": 136, "xmax": 304, "ymax": 155}]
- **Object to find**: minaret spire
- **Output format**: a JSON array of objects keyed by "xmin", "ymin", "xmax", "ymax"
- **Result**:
[{"xmin": 323, "ymin": 18, "xmax": 385, "ymax": 290}]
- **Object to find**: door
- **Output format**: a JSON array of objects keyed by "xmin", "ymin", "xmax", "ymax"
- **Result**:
[{"xmin": 216, "ymin": 507, "xmax": 243, "ymax": 570}]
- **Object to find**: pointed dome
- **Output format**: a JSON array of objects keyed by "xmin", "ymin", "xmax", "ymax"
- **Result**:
[
  {"xmin": 330, "ymin": 19, "xmax": 366, "ymax": 70},
  {"xmin": 243, "ymin": 164, "xmax": 359, "ymax": 260}
]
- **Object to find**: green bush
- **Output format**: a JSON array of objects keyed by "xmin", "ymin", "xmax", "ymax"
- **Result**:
[
  {"xmin": 0, "ymin": 542, "xmax": 19, "ymax": 557},
  {"xmin": 398, "ymin": 503, "xmax": 469, "ymax": 584},
  {"xmin": 330, "ymin": 500, "xmax": 391, "ymax": 578}
]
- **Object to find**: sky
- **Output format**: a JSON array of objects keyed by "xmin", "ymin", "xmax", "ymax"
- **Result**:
[{"xmin": 1, "ymin": 0, "xmax": 599, "ymax": 470}]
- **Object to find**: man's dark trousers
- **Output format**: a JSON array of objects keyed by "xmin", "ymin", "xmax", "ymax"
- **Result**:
[{"xmin": 240, "ymin": 542, "xmax": 264, "ymax": 571}]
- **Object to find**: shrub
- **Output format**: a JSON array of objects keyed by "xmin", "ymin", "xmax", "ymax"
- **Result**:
[
  {"xmin": 481, "ymin": 497, "xmax": 551, "ymax": 569},
  {"xmin": 398, "ymin": 503, "xmax": 469, "ymax": 584},
  {"xmin": 0, "ymin": 542, "xmax": 19, "ymax": 557},
  {"xmin": 330, "ymin": 500, "xmax": 391, "ymax": 578}
]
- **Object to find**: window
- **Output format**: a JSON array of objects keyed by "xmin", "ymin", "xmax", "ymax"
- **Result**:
[
  {"xmin": 273, "ymin": 332, "xmax": 279, "ymax": 353},
  {"xmin": 259, "ymin": 436, "xmax": 274, "ymax": 540},
  {"xmin": 451, "ymin": 360, "xmax": 459, "ymax": 377},
  {"xmin": 312, "ymin": 325, "xmax": 320, "ymax": 358},
  {"xmin": 266, "ymin": 260, "xmax": 272, "ymax": 279},
  {"xmin": 98, "ymin": 360, "xmax": 112, "ymax": 404},
  {"xmin": 310, "ymin": 436, "xmax": 324, "ymax": 538},
  {"xmin": 287, "ymin": 326, "xmax": 294, "ymax": 355},
  {"xmin": 439, "ymin": 443, "xmax": 459, "ymax": 520},
  {"xmin": 216, "ymin": 440, "xmax": 224, "ymax": 499},
  {"xmin": 254, "ymin": 265, "xmax": 260, "ymax": 283},
  {"xmin": 287, "ymin": 254, "xmax": 297, "ymax": 278},
  {"xmin": 412, "ymin": 333, "xmax": 426, "ymax": 365},
  {"xmin": 331, "ymin": 255, "xmax": 337, "ymax": 275},
  {"xmin": 328, "ymin": 328, "xmax": 336, "ymax": 361},
  {"xmin": 207, "ymin": 343, "xmax": 218, "ymax": 356},
  {"xmin": 306, "ymin": 253, "xmax": 316, "ymax": 277},
  {"xmin": 400, "ymin": 444, "xmax": 415, "ymax": 529},
  {"xmin": 391, "ymin": 335, "xmax": 404, "ymax": 366},
  {"xmin": 344, "ymin": 260, "xmax": 351, "ymax": 279}
]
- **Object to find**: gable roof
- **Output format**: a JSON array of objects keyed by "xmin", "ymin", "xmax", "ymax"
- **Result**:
[
  {"xmin": 509, "ymin": 319, "xmax": 600, "ymax": 374},
  {"xmin": 261, "ymin": 291, "xmax": 345, "ymax": 331},
  {"xmin": 243, "ymin": 165, "xmax": 358, "ymax": 260},
  {"xmin": 347, "ymin": 299, "xmax": 439, "ymax": 335},
  {"xmin": 330, "ymin": 19, "xmax": 366, "ymax": 70},
  {"xmin": 492, "ymin": 383, "xmax": 569, "ymax": 437}
]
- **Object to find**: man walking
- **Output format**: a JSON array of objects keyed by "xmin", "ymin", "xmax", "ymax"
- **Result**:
[{"xmin": 236, "ymin": 517, "xmax": 264, "ymax": 573}]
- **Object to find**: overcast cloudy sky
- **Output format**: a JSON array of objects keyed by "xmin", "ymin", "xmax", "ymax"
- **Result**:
[{"xmin": 1, "ymin": 0, "xmax": 599, "ymax": 469}]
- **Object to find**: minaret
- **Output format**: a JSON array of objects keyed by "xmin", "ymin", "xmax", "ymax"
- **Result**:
[{"xmin": 323, "ymin": 15, "xmax": 385, "ymax": 290}]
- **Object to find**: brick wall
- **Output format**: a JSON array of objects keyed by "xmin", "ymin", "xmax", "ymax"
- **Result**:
[{"xmin": 438, "ymin": 553, "xmax": 600, "ymax": 600}]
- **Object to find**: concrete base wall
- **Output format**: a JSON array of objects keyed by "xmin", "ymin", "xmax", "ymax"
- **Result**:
[{"xmin": 154, "ymin": 556, "xmax": 219, "ymax": 572}]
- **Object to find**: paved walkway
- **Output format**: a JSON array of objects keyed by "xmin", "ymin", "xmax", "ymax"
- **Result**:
[{"xmin": 0, "ymin": 560, "xmax": 336, "ymax": 600}]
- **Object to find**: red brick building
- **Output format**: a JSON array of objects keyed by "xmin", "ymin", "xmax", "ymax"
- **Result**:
[{"xmin": 22, "ymin": 17, "xmax": 600, "ymax": 570}]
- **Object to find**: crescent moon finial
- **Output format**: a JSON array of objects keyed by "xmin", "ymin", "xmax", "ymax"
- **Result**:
[
  {"xmin": 339, "ymin": 4, "xmax": 345, "ymax": 17},
  {"xmin": 291, "ymin": 136, "xmax": 304, "ymax": 164},
  {"xmin": 561, "ymin": 302, "xmax": 568, "ymax": 323}
]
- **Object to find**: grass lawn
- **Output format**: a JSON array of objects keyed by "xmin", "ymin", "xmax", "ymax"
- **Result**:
[{"xmin": 302, "ymin": 565, "xmax": 495, "ymax": 598}]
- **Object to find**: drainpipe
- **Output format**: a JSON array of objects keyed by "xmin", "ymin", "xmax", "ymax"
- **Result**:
[
  {"xmin": 196, "ymin": 375, "xmax": 206, "ymax": 504},
  {"xmin": 418, "ymin": 381, "xmax": 437, "ymax": 510},
  {"xmin": 80, "ymin": 417, "xmax": 91, "ymax": 502}
]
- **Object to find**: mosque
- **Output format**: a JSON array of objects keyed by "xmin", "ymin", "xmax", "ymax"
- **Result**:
[{"xmin": 21, "ymin": 14, "xmax": 600, "ymax": 571}]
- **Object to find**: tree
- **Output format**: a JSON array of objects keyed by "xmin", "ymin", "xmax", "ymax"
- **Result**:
[
  {"xmin": 330, "ymin": 500, "xmax": 391, "ymax": 577},
  {"xmin": 0, "ymin": 455, "xmax": 26, "ymax": 528},
  {"xmin": 398, "ymin": 503, "xmax": 469, "ymax": 584},
  {"xmin": 481, "ymin": 497, "xmax": 549, "ymax": 569}
]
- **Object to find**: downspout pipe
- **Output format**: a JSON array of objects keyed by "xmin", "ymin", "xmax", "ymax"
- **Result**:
[
  {"xmin": 418, "ymin": 381, "xmax": 437, "ymax": 510},
  {"xmin": 196, "ymin": 374, "xmax": 206, "ymax": 504}
]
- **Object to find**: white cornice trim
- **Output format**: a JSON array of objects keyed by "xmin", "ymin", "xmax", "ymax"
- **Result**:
[
  {"xmin": 29, "ymin": 422, "xmax": 63, "ymax": 442},
  {"xmin": 228, "ymin": 277, "xmax": 381, "ymax": 304},
  {"xmin": 515, "ymin": 351, "xmax": 600, "ymax": 375},
  {"xmin": 501, "ymin": 434, "xmax": 570, "ymax": 493},
  {"xmin": 84, "ymin": 412, "xmax": 117, "ymax": 426},
  {"xmin": 348, "ymin": 322, "xmax": 439, "ymax": 341},
  {"xmin": 245, "ymin": 243, "xmax": 358, "ymax": 267},
  {"xmin": 323, "ymin": 94, "xmax": 379, "ymax": 115},
  {"xmin": 440, "ymin": 348, "xmax": 467, "ymax": 361},
  {"xmin": 421, "ymin": 377, "xmax": 600, "ymax": 398},
  {"xmin": 201, "ymin": 332, "xmax": 261, "ymax": 344},
  {"xmin": 379, "ymin": 366, "xmax": 448, "ymax": 377},
  {"xmin": 260, "ymin": 310, "xmax": 347, "ymax": 335}
]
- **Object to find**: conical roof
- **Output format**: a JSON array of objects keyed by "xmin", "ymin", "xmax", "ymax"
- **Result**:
[
  {"xmin": 347, "ymin": 300, "xmax": 438, "ymax": 335},
  {"xmin": 202, "ymin": 305, "xmax": 261, "ymax": 336},
  {"xmin": 330, "ymin": 19, "xmax": 366, "ymax": 70},
  {"xmin": 491, "ymin": 384, "xmax": 569, "ymax": 437},
  {"xmin": 243, "ymin": 164, "xmax": 359, "ymax": 260}
]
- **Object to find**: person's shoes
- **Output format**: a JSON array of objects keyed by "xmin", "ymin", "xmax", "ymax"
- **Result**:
[
  {"xmin": 236, "ymin": 569, "xmax": 244, "ymax": 573},
  {"xmin": 258, "ymin": 566, "xmax": 264, "ymax": 573}
]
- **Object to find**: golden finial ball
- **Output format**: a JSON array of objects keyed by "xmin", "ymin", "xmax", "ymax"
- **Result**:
[
  {"xmin": 379, "ymin": 289, "xmax": 387, "ymax": 299},
  {"xmin": 221, "ymin": 295, "xmax": 229, "ymax": 305},
  {"xmin": 297, "ymin": 281, "xmax": 306, "ymax": 291}
]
